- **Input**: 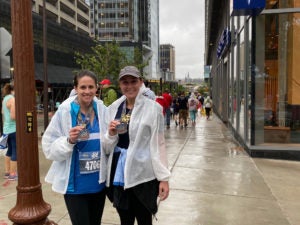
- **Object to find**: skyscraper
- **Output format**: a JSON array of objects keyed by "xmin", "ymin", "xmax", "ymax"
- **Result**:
[
  {"xmin": 32, "ymin": 0, "xmax": 91, "ymax": 35},
  {"xmin": 90, "ymin": 0, "xmax": 160, "ymax": 78},
  {"xmin": 160, "ymin": 44, "xmax": 175, "ymax": 81}
]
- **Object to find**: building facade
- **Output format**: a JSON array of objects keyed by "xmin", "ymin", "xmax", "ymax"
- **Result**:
[
  {"xmin": 32, "ymin": 0, "xmax": 90, "ymax": 35},
  {"xmin": 205, "ymin": 0, "xmax": 300, "ymax": 158},
  {"xmin": 160, "ymin": 44, "xmax": 175, "ymax": 81},
  {"xmin": 89, "ymin": 0, "xmax": 160, "ymax": 78},
  {"xmin": 0, "ymin": 0, "xmax": 94, "ymax": 103}
]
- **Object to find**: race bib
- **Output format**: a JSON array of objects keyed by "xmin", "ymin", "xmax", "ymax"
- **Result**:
[{"xmin": 79, "ymin": 151, "xmax": 100, "ymax": 174}]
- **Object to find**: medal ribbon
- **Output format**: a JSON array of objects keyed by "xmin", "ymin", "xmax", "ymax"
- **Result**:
[
  {"xmin": 77, "ymin": 104, "xmax": 94, "ymax": 127},
  {"xmin": 120, "ymin": 100, "xmax": 133, "ymax": 124}
]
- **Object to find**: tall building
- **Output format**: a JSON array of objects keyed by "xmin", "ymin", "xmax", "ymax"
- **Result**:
[
  {"xmin": 32, "ymin": 0, "xmax": 91, "ymax": 35},
  {"xmin": 90, "ymin": 0, "xmax": 160, "ymax": 78},
  {"xmin": 160, "ymin": 44, "xmax": 175, "ymax": 81},
  {"xmin": 0, "ymin": 0, "xmax": 94, "ymax": 103}
]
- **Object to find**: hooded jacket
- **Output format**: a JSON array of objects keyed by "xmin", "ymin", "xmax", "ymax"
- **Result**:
[
  {"xmin": 103, "ymin": 89, "xmax": 171, "ymax": 189},
  {"xmin": 140, "ymin": 83, "xmax": 156, "ymax": 100},
  {"xmin": 42, "ymin": 96, "xmax": 110, "ymax": 194}
]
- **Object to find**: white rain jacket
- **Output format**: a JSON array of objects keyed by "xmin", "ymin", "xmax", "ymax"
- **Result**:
[
  {"xmin": 42, "ymin": 96, "xmax": 110, "ymax": 194},
  {"xmin": 103, "ymin": 89, "xmax": 171, "ymax": 189},
  {"xmin": 140, "ymin": 83, "xmax": 156, "ymax": 100}
]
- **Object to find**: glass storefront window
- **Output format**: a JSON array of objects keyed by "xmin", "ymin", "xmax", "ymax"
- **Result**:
[
  {"xmin": 255, "ymin": 12, "xmax": 300, "ymax": 144},
  {"xmin": 247, "ymin": 18, "xmax": 252, "ymax": 145},
  {"xmin": 265, "ymin": 0, "xmax": 300, "ymax": 9},
  {"xmin": 239, "ymin": 29, "xmax": 245, "ymax": 139},
  {"xmin": 232, "ymin": 40, "xmax": 238, "ymax": 129}
]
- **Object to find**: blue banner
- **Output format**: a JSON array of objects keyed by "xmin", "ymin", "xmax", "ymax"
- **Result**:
[
  {"xmin": 232, "ymin": 0, "xmax": 265, "ymax": 16},
  {"xmin": 217, "ymin": 28, "xmax": 231, "ymax": 59}
]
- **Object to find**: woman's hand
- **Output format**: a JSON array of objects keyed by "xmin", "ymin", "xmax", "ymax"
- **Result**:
[
  {"xmin": 68, "ymin": 125, "xmax": 84, "ymax": 144},
  {"xmin": 158, "ymin": 181, "xmax": 169, "ymax": 201},
  {"xmin": 108, "ymin": 120, "xmax": 120, "ymax": 136}
]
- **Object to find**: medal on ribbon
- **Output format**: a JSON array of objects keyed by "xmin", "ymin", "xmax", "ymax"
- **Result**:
[
  {"xmin": 77, "ymin": 103, "xmax": 93, "ymax": 141},
  {"xmin": 78, "ymin": 123, "xmax": 90, "ymax": 141},
  {"xmin": 116, "ymin": 101, "xmax": 133, "ymax": 134}
]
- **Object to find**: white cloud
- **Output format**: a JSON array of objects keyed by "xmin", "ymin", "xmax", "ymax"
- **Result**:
[{"xmin": 160, "ymin": 0, "xmax": 205, "ymax": 79}]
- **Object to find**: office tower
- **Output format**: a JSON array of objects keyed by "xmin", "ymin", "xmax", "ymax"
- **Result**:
[
  {"xmin": 32, "ymin": 0, "xmax": 91, "ymax": 35},
  {"xmin": 90, "ymin": 0, "xmax": 160, "ymax": 78},
  {"xmin": 160, "ymin": 44, "xmax": 175, "ymax": 81}
]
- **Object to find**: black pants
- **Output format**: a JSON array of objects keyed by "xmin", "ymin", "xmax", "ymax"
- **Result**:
[
  {"xmin": 116, "ymin": 189, "xmax": 153, "ymax": 225},
  {"xmin": 205, "ymin": 107, "xmax": 211, "ymax": 118},
  {"xmin": 64, "ymin": 191, "xmax": 106, "ymax": 225}
]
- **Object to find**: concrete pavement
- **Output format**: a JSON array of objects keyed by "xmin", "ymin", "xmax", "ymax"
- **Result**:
[{"xmin": 1, "ymin": 113, "xmax": 300, "ymax": 224}]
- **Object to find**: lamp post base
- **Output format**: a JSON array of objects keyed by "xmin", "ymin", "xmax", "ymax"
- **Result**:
[
  {"xmin": 8, "ymin": 184, "xmax": 57, "ymax": 225},
  {"xmin": 10, "ymin": 219, "xmax": 57, "ymax": 225}
]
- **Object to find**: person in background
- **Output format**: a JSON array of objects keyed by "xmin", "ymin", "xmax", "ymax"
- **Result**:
[
  {"xmin": 42, "ymin": 70, "xmax": 111, "ymax": 225},
  {"xmin": 198, "ymin": 94, "xmax": 204, "ymax": 105},
  {"xmin": 162, "ymin": 89, "xmax": 172, "ymax": 129},
  {"xmin": 204, "ymin": 95, "xmax": 213, "ymax": 120},
  {"xmin": 100, "ymin": 78, "xmax": 118, "ymax": 106},
  {"xmin": 177, "ymin": 91, "xmax": 188, "ymax": 128},
  {"xmin": 188, "ymin": 93, "xmax": 199, "ymax": 126},
  {"xmin": 1, "ymin": 83, "xmax": 17, "ymax": 181},
  {"xmin": 195, "ymin": 93, "xmax": 202, "ymax": 117},
  {"xmin": 155, "ymin": 90, "xmax": 167, "ymax": 116},
  {"xmin": 171, "ymin": 93, "xmax": 180, "ymax": 126},
  {"xmin": 104, "ymin": 65, "xmax": 170, "ymax": 225}
]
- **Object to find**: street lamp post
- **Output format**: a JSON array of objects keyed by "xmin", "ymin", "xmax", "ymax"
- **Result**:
[
  {"xmin": 43, "ymin": 0, "xmax": 49, "ymax": 131},
  {"xmin": 9, "ymin": 1, "xmax": 56, "ymax": 224}
]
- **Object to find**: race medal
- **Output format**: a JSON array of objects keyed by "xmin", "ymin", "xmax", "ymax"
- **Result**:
[
  {"xmin": 116, "ymin": 122, "xmax": 127, "ymax": 134},
  {"xmin": 76, "ymin": 103, "xmax": 93, "ymax": 141},
  {"xmin": 78, "ymin": 127, "xmax": 89, "ymax": 141},
  {"xmin": 116, "ymin": 101, "xmax": 132, "ymax": 134}
]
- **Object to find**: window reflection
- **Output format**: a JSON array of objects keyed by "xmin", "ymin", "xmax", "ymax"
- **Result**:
[{"xmin": 256, "ymin": 11, "xmax": 300, "ymax": 144}]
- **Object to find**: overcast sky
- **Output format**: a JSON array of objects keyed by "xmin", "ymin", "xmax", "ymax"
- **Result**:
[{"xmin": 159, "ymin": 1, "xmax": 205, "ymax": 80}]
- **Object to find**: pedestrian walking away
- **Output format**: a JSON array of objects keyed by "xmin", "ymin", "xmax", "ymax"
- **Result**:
[
  {"xmin": 171, "ymin": 93, "xmax": 180, "ymax": 126},
  {"xmin": 1, "ymin": 83, "xmax": 17, "ymax": 181},
  {"xmin": 42, "ymin": 70, "xmax": 112, "ymax": 225},
  {"xmin": 104, "ymin": 65, "xmax": 171, "ymax": 225},
  {"xmin": 188, "ymin": 92, "xmax": 199, "ymax": 126},
  {"xmin": 204, "ymin": 95, "xmax": 213, "ymax": 120},
  {"xmin": 162, "ymin": 89, "xmax": 172, "ymax": 129},
  {"xmin": 177, "ymin": 91, "xmax": 188, "ymax": 128},
  {"xmin": 155, "ymin": 90, "xmax": 168, "ymax": 116}
]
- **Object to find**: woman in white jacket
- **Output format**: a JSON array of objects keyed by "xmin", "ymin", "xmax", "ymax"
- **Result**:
[
  {"xmin": 42, "ymin": 70, "xmax": 110, "ymax": 225},
  {"xmin": 104, "ymin": 66, "xmax": 171, "ymax": 225}
]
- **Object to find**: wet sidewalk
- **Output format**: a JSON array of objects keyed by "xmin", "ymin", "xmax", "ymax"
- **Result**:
[{"xmin": 1, "ymin": 114, "xmax": 300, "ymax": 224}]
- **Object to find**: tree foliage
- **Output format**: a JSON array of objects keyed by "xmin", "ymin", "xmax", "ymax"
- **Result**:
[
  {"xmin": 133, "ymin": 47, "xmax": 150, "ymax": 76},
  {"xmin": 196, "ymin": 84, "xmax": 209, "ymax": 95},
  {"xmin": 74, "ymin": 41, "xmax": 128, "ymax": 83},
  {"xmin": 74, "ymin": 40, "xmax": 149, "ymax": 84}
]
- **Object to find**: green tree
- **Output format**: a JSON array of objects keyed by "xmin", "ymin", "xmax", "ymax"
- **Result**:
[
  {"xmin": 195, "ymin": 83, "xmax": 210, "ymax": 95},
  {"xmin": 75, "ymin": 41, "xmax": 149, "ymax": 83},
  {"xmin": 176, "ymin": 85, "xmax": 185, "ymax": 94},
  {"xmin": 75, "ymin": 41, "xmax": 128, "ymax": 83},
  {"xmin": 133, "ymin": 47, "xmax": 150, "ymax": 76}
]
